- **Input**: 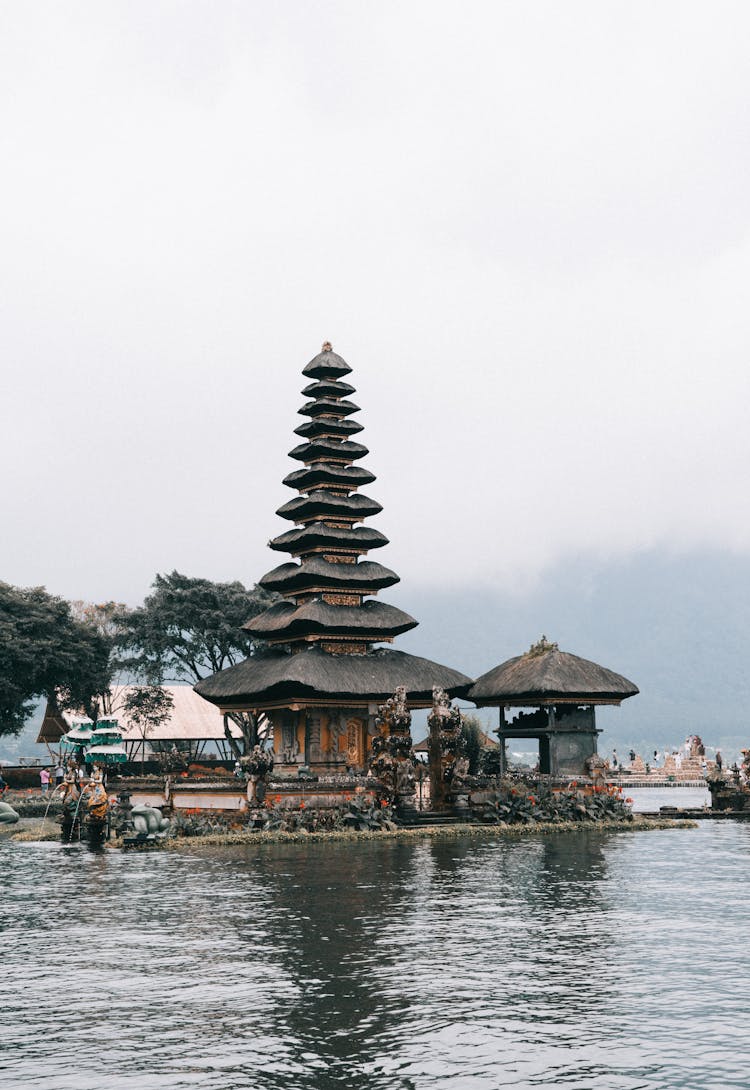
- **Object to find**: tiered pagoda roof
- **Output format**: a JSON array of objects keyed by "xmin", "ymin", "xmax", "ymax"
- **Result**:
[{"xmin": 195, "ymin": 344, "xmax": 471, "ymax": 709}]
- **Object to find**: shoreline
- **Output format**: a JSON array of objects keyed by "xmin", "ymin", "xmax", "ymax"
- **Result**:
[{"xmin": 4, "ymin": 815, "xmax": 696, "ymax": 848}]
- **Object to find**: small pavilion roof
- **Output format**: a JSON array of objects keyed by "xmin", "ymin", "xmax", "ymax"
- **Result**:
[
  {"xmin": 294, "ymin": 418, "xmax": 364, "ymax": 441},
  {"xmin": 243, "ymin": 599, "xmax": 417, "ymax": 642},
  {"xmin": 288, "ymin": 438, "xmax": 369, "ymax": 463},
  {"xmin": 298, "ymin": 397, "xmax": 360, "ymax": 418},
  {"xmin": 276, "ymin": 491, "xmax": 382, "ymax": 523},
  {"xmin": 301, "ymin": 378, "xmax": 356, "ymax": 399},
  {"xmin": 259, "ymin": 558, "xmax": 400, "ymax": 595},
  {"xmin": 468, "ymin": 638, "xmax": 639, "ymax": 706},
  {"xmin": 268, "ymin": 523, "xmax": 389, "ymax": 555},
  {"xmin": 302, "ymin": 348, "xmax": 353, "ymax": 379},
  {"xmin": 283, "ymin": 463, "xmax": 376, "ymax": 492},
  {"xmin": 195, "ymin": 647, "xmax": 473, "ymax": 709}
]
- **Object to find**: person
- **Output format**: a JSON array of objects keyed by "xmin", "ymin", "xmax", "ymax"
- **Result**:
[
  {"xmin": 612, "ymin": 749, "xmax": 618, "ymax": 769},
  {"xmin": 0, "ymin": 768, "xmax": 7, "ymax": 796},
  {"xmin": 629, "ymin": 749, "xmax": 636, "ymax": 763},
  {"xmin": 40, "ymin": 767, "xmax": 50, "ymax": 795},
  {"xmin": 715, "ymin": 750, "xmax": 723, "ymax": 770},
  {"xmin": 55, "ymin": 763, "xmax": 64, "ymax": 788}
]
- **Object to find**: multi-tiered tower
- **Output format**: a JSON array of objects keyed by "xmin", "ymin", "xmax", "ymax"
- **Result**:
[{"xmin": 196, "ymin": 344, "xmax": 470, "ymax": 773}]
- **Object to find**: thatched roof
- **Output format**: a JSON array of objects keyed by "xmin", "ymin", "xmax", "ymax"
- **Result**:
[
  {"xmin": 294, "ymin": 417, "xmax": 364, "ymax": 441},
  {"xmin": 259, "ymin": 558, "xmax": 399, "ymax": 595},
  {"xmin": 288, "ymin": 438, "xmax": 369, "ymax": 464},
  {"xmin": 301, "ymin": 378, "xmax": 356, "ymax": 399},
  {"xmin": 283, "ymin": 463, "xmax": 376, "ymax": 492},
  {"xmin": 193, "ymin": 344, "xmax": 467, "ymax": 694},
  {"xmin": 298, "ymin": 397, "xmax": 360, "ymax": 418},
  {"xmin": 243, "ymin": 599, "xmax": 417, "ymax": 642},
  {"xmin": 269, "ymin": 524, "xmax": 388, "ymax": 555},
  {"xmin": 302, "ymin": 348, "xmax": 353, "ymax": 380},
  {"xmin": 36, "ymin": 685, "xmax": 242, "ymax": 745},
  {"xmin": 468, "ymin": 639, "xmax": 639, "ymax": 706},
  {"xmin": 276, "ymin": 491, "xmax": 382, "ymax": 523},
  {"xmin": 195, "ymin": 647, "xmax": 472, "ymax": 708}
]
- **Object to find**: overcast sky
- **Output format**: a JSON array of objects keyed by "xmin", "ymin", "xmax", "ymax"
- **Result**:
[{"xmin": 2, "ymin": 1, "xmax": 749, "ymax": 606}]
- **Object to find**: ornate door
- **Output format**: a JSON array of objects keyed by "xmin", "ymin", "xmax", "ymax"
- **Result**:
[{"xmin": 346, "ymin": 717, "xmax": 365, "ymax": 769}]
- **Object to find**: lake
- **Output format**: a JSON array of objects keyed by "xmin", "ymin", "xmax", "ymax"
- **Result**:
[{"xmin": 2, "ymin": 821, "xmax": 749, "ymax": 1089}]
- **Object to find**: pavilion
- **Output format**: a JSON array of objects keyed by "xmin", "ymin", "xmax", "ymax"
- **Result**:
[
  {"xmin": 195, "ymin": 345, "xmax": 471, "ymax": 773},
  {"xmin": 468, "ymin": 637, "xmax": 638, "ymax": 778}
]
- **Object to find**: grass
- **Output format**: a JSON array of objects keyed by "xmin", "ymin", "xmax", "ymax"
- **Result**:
[
  {"xmin": 5, "ymin": 815, "xmax": 696, "ymax": 849},
  {"xmin": 161, "ymin": 816, "xmax": 695, "ymax": 849}
]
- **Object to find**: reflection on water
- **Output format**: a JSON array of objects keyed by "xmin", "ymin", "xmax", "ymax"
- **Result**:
[{"xmin": 2, "ymin": 823, "xmax": 750, "ymax": 1089}]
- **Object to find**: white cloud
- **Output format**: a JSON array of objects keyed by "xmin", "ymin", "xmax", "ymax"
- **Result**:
[{"xmin": 1, "ymin": 0, "xmax": 749, "ymax": 602}]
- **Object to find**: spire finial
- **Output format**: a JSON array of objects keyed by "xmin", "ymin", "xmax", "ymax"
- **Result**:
[{"xmin": 322, "ymin": 341, "xmax": 332, "ymax": 352}]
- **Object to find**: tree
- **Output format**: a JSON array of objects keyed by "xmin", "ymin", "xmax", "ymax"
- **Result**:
[
  {"xmin": 117, "ymin": 571, "xmax": 278, "ymax": 758},
  {"xmin": 122, "ymin": 686, "xmax": 175, "ymax": 775},
  {"xmin": 459, "ymin": 714, "xmax": 485, "ymax": 775},
  {"xmin": 0, "ymin": 582, "xmax": 113, "ymax": 737}
]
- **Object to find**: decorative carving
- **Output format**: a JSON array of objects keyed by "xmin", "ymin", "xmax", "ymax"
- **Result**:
[
  {"xmin": 321, "ymin": 641, "xmax": 368, "ymax": 655},
  {"xmin": 584, "ymin": 753, "xmax": 608, "ymax": 782},
  {"xmin": 280, "ymin": 712, "xmax": 300, "ymax": 764},
  {"xmin": 427, "ymin": 686, "xmax": 463, "ymax": 810},
  {"xmin": 369, "ymin": 686, "xmax": 416, "ymax": 803},
  {"xmin": 322, "ymin": 592, "xmax": 362, "ymax": 606},
  {"xmin": 307, "ymin": 714, "xmax": 323, "ymax": 763}
]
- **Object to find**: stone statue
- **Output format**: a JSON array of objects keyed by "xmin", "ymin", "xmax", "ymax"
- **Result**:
[
  {"xmin": 584, "ymin": 753, "xmax": 608, "ymax": 783},
  {"xmin": 369, "ymin": 686, "xmax": 416, "ymax": 802},
  {"xmin": 130, "ymin": 805, "xmax": 171, "ymax": 837}
]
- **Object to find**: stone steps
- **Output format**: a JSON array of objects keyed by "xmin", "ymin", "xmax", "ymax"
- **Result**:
[{"xmin": 398, "ymin": 809, "xmax": 466, "ymax": 828}]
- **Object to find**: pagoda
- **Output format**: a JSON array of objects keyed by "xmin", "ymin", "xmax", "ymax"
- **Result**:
[{"xmin": 195, "ymin": 344, "xmax": 471, "ymax": 773}]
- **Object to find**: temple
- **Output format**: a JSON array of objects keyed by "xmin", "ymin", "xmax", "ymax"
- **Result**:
[
  {"xmin": 468, "ymin": 637, "xmax": 638, "ymax": 778},
  {"xmin": 196, "ymin": 344, "xmax": 471, "ymax": 773}
]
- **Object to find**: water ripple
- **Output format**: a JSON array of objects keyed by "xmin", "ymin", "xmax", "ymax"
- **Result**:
[{"xmin": 2, "ymin": 824, "xmax": 750, "ymax": 1088}]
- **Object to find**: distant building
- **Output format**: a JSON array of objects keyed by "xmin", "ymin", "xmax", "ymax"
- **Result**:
[{"xmin": 36, "ymin": 685, "xmax": 242, "ymax": 762}]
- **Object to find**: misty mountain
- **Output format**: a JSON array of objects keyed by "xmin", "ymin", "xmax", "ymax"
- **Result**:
[
  {"xmin": 393, "ymin": 547, "xmax": 750, "ymax": 761},
  {"xmin": 3, "ymin": 547, "xmax": 748, "ymax": 766}
]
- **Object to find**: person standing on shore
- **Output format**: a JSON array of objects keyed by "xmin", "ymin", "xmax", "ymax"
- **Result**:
[
  {"xmin": 40, "ymin": 767, "xmax": 50, "ymax": 795},
  {"xmin": 55, "ymin": 763, "xmax": 64, "ymax": 788}
]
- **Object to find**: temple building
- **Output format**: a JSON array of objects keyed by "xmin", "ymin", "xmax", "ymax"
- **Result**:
[
  {"xmin": 468, "ymin": 637, "xmax": 638, "ymax": 778},
  {"xmin": 196, "ymin": 345, "xmax": 471, "ymax": 773}
]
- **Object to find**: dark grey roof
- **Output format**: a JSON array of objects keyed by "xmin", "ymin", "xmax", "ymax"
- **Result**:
[
  {"xmin": 293, "ymin": 418, "xmax": 364, "ymax": 441},
  {"xmin": 243, "ymin": 599, "xmax": 417, "ymax": 641},
  {"xmin": 276, "ymin": 491, "xmax": 382, "ymax": 523},
  {"xmin": 269, "ymin": 524, "xmax": 388, "ymax": 555},
  {"xmin": 288, "ymin": 438, "xmax": 369, "ymax": 463},
  {"xmin": 469, "ymin": 644, "xmax": 639, "ymax": 705},
  {"xmin": 259, "ymin": 558, "xmax": 400, "ymax": 594},
  {"xmin": 298, "ymin": 397, "xmax": 360, "ymax": 418},
  {"xmin": 195, "ymin": 646, "xmax": 473, "ymax": 707},
  {"xmin": 283, "ymin": 463, "xmax": 376, "ymax": 491},
  {"xmin": 302, "ymin": 349, "xmax": 352, "ymax": 379},
  {"xmin": 301, "ymin": 378, "xmax": 356, "ymax": 399}
]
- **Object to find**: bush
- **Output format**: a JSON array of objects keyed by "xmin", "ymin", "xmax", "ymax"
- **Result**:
[{"xmin": 473, "ymin": 781, "xmax": 632, "ymax": 825}]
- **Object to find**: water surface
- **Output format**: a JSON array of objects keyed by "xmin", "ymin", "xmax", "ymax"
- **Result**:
[{"xmin": 2, "ymin": 822, "xmax": 749, "ymax": 1089}]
